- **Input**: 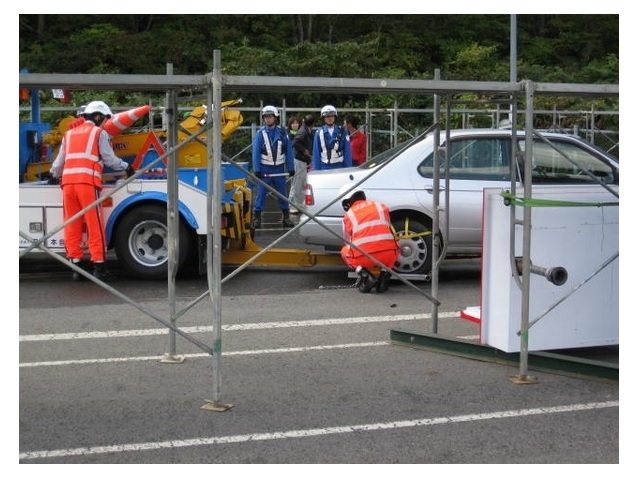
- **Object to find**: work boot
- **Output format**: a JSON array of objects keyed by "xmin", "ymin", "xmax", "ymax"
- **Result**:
[
  {"xmin": 92, "ymin": 262, "xmax": 112, "ymax": 283},
  {"xmin": 356, "ymin": 266, "xmax": 378, "ymax": 293},
  {"xmin": 282, "ymin": 209, "xmax": 295, "ymax": 228},
  {"xmin": 72, "ymin": 271, "xmax": 83, "ymax": 282},
  {"xmin": 376, "ymin": 270, "xmax": 392, "ymax": 293},
  {"xmin": 252, "ymin": 211, "xmax": 262, "ymax": 229},
  {"xmin": 70, "ymin": 259, "xmax": 85, "ymax": 282}
]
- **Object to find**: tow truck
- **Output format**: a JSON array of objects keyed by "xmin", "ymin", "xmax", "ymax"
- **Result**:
[{"xmin": 19, "ymin": 89, "xmax": 345, "ymax": 279}]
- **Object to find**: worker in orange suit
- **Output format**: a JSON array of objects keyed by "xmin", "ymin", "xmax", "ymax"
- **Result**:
[
  {"xmin": 339, "ymin": 183, "xmax": 400, "ymax": 293},
  {"xmin": 50, "ymin": 100, "xmax": 134, "ymax": 282}
]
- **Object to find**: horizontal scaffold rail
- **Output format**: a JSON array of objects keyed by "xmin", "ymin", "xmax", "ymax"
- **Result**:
[{"xmin": 19, "ymin": 73, "xmax": 618, "ymax": 98}]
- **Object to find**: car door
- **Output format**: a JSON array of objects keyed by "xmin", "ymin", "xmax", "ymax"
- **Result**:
[
  {"xmin": 415, "ymin": 134, "xmax": 512, "ymax": 251},
  {"xmin": 517, "ymin": 135, "xmax": 618, "ymax": 186}
]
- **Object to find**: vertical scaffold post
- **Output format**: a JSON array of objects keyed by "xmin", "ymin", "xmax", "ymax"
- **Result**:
[
  {"xmin": 510, "ymin": 80, "xmax": 538, "ymax": 385},
  {"xmin": 202, "ymin": 49, "xmax": 233, "ymax": 411}
]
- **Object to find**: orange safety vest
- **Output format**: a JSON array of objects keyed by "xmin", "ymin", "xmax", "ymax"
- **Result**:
[
  {"xmin": 341, "ymin": 200, "xmax": 398, "ymax": 260},
  {"xmin": 60, "ymin": 122, "xmax": 104, "ymax": 188}
]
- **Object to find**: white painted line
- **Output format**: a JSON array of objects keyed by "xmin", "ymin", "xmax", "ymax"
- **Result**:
[
  {"xmin": 20, "ymin": 339, "xmax": 475, "ymax": 368},
  {"xmin": 19, "ymin": 334, "xmax": 480, "ymax": 368},
  {"xmin": 19, "ymin": 341, "xmax": 387, "ymax": 367},
  {"xmin": 18, "ymin": 401, "xmax": 619, "ymax": 461},
  {"xmin": 19, "ymin": 312, "xmax": 460, "ymax": 342}
]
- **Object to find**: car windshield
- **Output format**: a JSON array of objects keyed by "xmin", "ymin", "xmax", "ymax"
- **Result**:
[{"xmin": 358, "ymin": 141, "xmax": 413, "ymax": 169}]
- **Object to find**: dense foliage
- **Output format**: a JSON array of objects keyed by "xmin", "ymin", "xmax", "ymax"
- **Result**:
[
  {"xmin": 19, "ymin": 15, "xmax": 618, "ymax": 80},
  {"xmin": 19, "ymin": 14, "xmax": 619, "ymax": 154}
]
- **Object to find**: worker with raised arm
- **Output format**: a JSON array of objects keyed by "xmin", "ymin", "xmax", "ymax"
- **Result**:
[{"xmin": 50, "ymin": 100, "xmax": 135, "ymax": 282}]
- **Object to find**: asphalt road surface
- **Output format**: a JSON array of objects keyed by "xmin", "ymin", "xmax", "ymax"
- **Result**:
[{"xmin": 18, "ymin": 222, "xmax": 620, "ymax": 466}]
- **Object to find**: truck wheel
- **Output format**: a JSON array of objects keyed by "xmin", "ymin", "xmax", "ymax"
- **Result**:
[
  {"xmin": 114, "ymin": 204, "xmax": 193, "ymax": 280},
  {"xmin": 392, "ymin": 217, "xmax": 433, "ymax": 275}
]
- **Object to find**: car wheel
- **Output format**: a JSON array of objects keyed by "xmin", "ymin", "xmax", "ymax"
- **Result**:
[
  {"xmin": 114, "ymin": 204, "xmax": 193, "ymax": 280},
  {"xmin": 392, "ymin": 217, "xmax": 433, "ymax": 275}
]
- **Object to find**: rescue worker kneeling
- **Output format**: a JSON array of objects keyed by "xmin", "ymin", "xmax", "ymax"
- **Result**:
[{"xmin": 339, "ymin": 184, "xmax": 400, "ymax": 293}]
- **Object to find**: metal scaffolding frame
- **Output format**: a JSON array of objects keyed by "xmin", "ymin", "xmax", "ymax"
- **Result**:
[
  {"xmin": 21, "ymin": 102, "xmax": 620, "ymax": 154},
  {"xmin": 19, "ymin": 51, "xmax": 619, "ymax": 406}
]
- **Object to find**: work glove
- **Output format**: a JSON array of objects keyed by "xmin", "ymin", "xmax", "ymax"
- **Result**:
[
  {"xmin": 47, "ymin": 176, "xmax": 59, "ymax": 185},
  {"xmin": 125, "ymin": 165, "xmax": 136, "ymax": 178},
  {"xmin": 288, "ymin": 171, "xmax": 296, "ymax": 177},
  {"xmin": 255, "ymin": 172, "xmax": 263, "ymax": 179}
]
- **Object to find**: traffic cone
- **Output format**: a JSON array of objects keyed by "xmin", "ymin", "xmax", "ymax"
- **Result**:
[{"xmin": 103, "ymin": 105, "xmax": 151, "ymax": 136}]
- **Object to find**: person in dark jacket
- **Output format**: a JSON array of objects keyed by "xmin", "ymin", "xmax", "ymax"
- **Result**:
[
  {"xmin": 288, "ymin": 114, "xmax": 315, "ymax": 213},
  {"xmin": 286, "ymin": 116, "xmax": 300, "ymax": 141}
]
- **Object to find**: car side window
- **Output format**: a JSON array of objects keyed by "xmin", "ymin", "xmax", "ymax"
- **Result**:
[
  {"xmin": 418, "ymin": 137, "xmax": 509, "ymax": 180},
  {"xmin": 517, "ymin": 138, "xmax": 617, "ymax": 184}
]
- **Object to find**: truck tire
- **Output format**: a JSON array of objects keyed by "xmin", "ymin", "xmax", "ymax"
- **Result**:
[
  {"xmin": 392, "ymin": 217, "xmax": 433, "ymax": 275},
  {"xmin": 114, "ymin": 204, "xmax": 193, "ymax": 280}
]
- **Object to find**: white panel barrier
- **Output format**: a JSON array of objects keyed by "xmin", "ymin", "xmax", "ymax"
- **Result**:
[{"xmin": 479, "ymin": 186, "xmax": 619, "ymax": 352}]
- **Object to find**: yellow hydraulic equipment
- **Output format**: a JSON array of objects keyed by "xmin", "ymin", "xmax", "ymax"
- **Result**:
[
  {"xmin": 219, "ymin": 178, "xmax": 345, "ymax": 268},
  {"xmin": 26, "ymin": 99, "xmax": 245, "ymax": 181},
  {"xmin": 29, "ymin": 99, "xmax": 345, "ymax": 270},
  {"xmin": 222, "ymin": 238, "xmax": 346, "ymax": 269}
]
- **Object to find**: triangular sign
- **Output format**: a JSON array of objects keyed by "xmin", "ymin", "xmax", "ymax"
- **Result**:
[{"xmin": 132, "ymin": 132, "xmax": 167, "ymax": 170}]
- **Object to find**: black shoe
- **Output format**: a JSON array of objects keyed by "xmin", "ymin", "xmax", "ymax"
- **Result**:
[
  {"xmin": 376, "ymin": 271, "xmax": 392, "ymax": 293},
  {"xmin": 92, "ymin": 263, "xmax": 112, "ymax": 283},
  {"xmin": 70, "ymin": 260, "xmax": 85, "ymax": 281},
  {"xmin": 252, "ymin": 211, "xmax": 262, "ymax": 229},
  {"xmin": 282, "ymin": 210, "xmax": 294, "ymax": 228},
  {"xmin": 282, "ymin": 218, "xmax": 295, "ymax": 228},
  {"xmin": 357, "ymin": 268, "xmax": 378, "ymax": 293}
]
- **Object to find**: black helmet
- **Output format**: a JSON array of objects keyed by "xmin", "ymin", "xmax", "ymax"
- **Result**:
[{"xmin": 339, "ymin": 183, "xmax": 366, "ymax": 211}]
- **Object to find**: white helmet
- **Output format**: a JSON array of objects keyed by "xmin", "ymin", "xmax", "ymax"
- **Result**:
[
  {"xmin": 321, "ymin": 105, "xmax": 337, "ymax": 117},
  {"xmin": 261, "ymin": 105, "xmax": 280, "ymax": 118},
  {"xmin": 338, "ymin": 182, "xmax": 366, "ymax": 211},
  {"xmin": 84, "ymin": 100, "xmax": 113, "ymax": 117},
  {"xmin": 76, "ymin": 104, "xmax": 87, "ymax": 116}
]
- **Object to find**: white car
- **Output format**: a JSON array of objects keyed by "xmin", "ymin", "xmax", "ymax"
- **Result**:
[{"xmin": 298, "ymin": 128, "xmax": 619, "ymax": 275}]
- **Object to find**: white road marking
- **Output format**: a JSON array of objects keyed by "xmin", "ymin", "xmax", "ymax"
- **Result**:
[
  {"xmin": 19, "ymin": 312, "xmax": 461, "ymax": 342},
  {"xmin": 19, "ymin": 311, "xmax": 478, "ymax": 368},
  {"xmin": 19, "ymin": 341, "xmax": 386, "ymax": 367},
  {"xmin": 19, "ymin": 337, "xmax": 480, "ymax": 368},
  {"xmin": 19, "ymin": 401, "xmax": 618, "ymax": 461}
]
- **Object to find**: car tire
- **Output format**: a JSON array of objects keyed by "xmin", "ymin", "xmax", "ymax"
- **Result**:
[
  {"xmin": 114, "ymin": 204, "xmax": 194, "ymax": 280},
  {"xmin": 392, "ymin": 217, "xmax": 433, "ymax": 275}
]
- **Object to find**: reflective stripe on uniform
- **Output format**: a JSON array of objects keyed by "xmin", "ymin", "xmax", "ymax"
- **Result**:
[
  {"xmin": 345, "ymin": 202, "xmax": 396, "ymax": 248},
  {"xmin": 318, "ymin": 128, "xmax": 343, "ymax": 164},
  {"xmin": 260, "ymin": 130, "xmax": 285, "ymax": 166},
  {"xmin": 61, "ymin": 123, "xmax": 104, "ymax": 188}
]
